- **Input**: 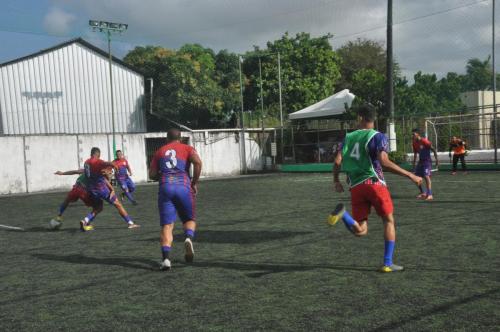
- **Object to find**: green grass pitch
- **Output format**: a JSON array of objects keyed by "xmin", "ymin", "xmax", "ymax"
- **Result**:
[{"xmin": 0, "ymin": 172, "xmax": 498, "ymax": 331}]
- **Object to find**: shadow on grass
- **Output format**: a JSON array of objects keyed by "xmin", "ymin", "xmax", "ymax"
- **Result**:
[
  {"xmin": 32, "ymin": 253, "xmax": 157, "ymax": 271},
  {"xmin": 370, "ymin": 288, "xmax": 500, "ymax": 332},
  {"xmin": 137, "ymin": 230, "xmax": 312, "ymax": 244},
  {"xmin": 20, "ymin": 227, "xmax": 81, "ymax": 234},
  {"xmin": 186, "ymin": 260, "xmax": 374, "ymax": 278}
]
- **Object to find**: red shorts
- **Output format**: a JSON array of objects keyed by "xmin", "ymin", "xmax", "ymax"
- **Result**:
[
  {"xmin": 351, "ymin": 182, "xmax": 393, "ymax": 221},
  {"xmin": 66, "ymin": 185, "xmax": 94, "ymax": 207}
]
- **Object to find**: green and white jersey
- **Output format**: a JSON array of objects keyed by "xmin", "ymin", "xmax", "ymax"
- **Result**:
[
  {"xmin": 75, "ymin": 174, "xmax": 88, "ymax": 187},
  {"xmin": 341, "ymin": 129, "xmax": 386, "ymax": 188}
]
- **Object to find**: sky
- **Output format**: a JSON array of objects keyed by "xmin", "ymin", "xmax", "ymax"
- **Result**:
[{"xmin": 0, "ymin": 0, "xmax": 498, "ymax": 81}]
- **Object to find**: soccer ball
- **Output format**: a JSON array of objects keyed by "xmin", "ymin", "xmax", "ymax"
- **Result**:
[{"xmin": 48, "ymin": 218, "xmax": 62, "ymax": 230}]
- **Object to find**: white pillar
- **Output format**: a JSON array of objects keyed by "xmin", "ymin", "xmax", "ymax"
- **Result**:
[{"xmin": 387, "ymin": 122, "xmax": 397, "ymax": 152}]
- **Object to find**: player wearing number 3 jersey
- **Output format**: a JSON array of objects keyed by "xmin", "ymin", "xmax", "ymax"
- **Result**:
[
  {"xmin": 149, "ymin": 128, "xmax": 203, "ymax": 271},
  {"xmin": 330, "ymin": 105, "xmax": 422, "ymax": 272}
]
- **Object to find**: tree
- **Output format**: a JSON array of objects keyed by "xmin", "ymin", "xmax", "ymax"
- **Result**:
[
  {"xmin": 462, "ymin": 57, "xmax": 492, "ymax": 91},
  {"xmin": 242, "ymin": 32, "xmax": 341, "ymax": 123},
  {"xmin": 124, "ymin": 45, "xmax": 228, "ymax": 129},
  {"xmin": 336, "ymin": 38, "xmax": 388, "ymax": 91}
]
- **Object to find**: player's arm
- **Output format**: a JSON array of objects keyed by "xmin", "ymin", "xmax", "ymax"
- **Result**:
[
  {"xmin": 189, "ymin": 151, "xmax": 202, "ymax": 194},
  {"xmin": 149, "ymin": 154, "xmax": 159, "ymax": 181},
  {"xmin": 448, "ymin": 142, "xmax": 453, "ymax": 157},
  {"xmin": 126, "ymin": 163, "xmax": 133, "ymax": 176},
  {"xmin": 54, "ymin": 169, "xmax": 84, "ymax": 175},
  {"xmin": 412, "ymin": 151, "xmax": 417, "ymax": 168},
  {"xmin": 332, "ymin": 150, "xmax": 344, "ymax": 193},
  {"xmin": 104, "ymin": 178, "xmax": 114, "ymax": 192},
  {"xmin": 378, "ymin": 151, "xmax": 422, "ymax": 185}
]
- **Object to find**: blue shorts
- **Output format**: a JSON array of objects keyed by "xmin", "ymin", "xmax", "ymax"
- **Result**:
[
  {"xmin": 415, "ymin": 162, "xmax": 432, "ymax": 177},
  {"xmin": 117, "ymin": 177, "xmax": 135, "ymax": 193},
  {"xmin": 158, "ymin": 184, "xmax": 196, "ymax": 225},
  {"xmin": 89, "ymin": 186, "xmax": 117, "ymax": 205}
]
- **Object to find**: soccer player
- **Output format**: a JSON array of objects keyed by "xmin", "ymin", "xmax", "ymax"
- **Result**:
[
  {"xmin": 449, "ymin": 136, "xmax": 467, "ymax": 175},
  {"xmin": 113, "ymin": 150, "xmax": 137, "ymax": 205},
  {"xmin": 82, "ymin": 147, "xmax": 139, "ymax": 231},
  {"xmin": 52, "ymin": 170, "xmax": 96, "ymax": 227},
  {"xmin": 412, "ymin": 129, "xmax": 439, "ymax": 200},
  {"xmin": 330, "ymin": 105, "xmax": 422, "ymax": 272},
  {"xmin": 149, "ymin": 129, "xmax": 202, "ymax": 271}
]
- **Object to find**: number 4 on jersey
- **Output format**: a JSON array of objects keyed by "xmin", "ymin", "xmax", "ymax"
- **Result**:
[{"xmin": 350, "ymin": 142, "xmax": 361, "ymax": 160}]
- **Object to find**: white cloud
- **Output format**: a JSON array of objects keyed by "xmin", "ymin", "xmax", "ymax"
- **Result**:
[
  {"xmin": 43, "ymin": 7, "xmax": 76, "ymax": 36},
  {"xmin": 42, "ymin": 0, "xmax": 497, "ymax": 77}
]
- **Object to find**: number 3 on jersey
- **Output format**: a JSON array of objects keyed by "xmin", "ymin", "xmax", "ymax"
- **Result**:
[
  {"xmin": 165, "ymin": 149, "xmax": 177, "ymax": 168},
  {"xmin": 350, "ymin": 142, "xmax": 361, "ymax": 160}
]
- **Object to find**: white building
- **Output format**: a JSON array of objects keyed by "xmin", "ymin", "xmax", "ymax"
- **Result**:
[{"xmin": 0, "ymin": 38, "xmax": 146, "ymax": 135}]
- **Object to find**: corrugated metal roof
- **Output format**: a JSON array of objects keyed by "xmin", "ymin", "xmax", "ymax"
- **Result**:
[{"xmin": 0, "ymin": 37, "xmax": 143, "ymax": 76}]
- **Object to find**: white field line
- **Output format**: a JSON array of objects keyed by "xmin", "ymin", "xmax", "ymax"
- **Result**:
[{"xmin": 0, "ymin": 224, "xmax": 24, "ymax": 231}]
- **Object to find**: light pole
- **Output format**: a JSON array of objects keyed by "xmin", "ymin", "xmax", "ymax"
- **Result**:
[
  {"xmin": 89, "ymin": 20, "xmax": 128, "ymax": 159},
  {"xmin": 238, "ymin": 55, "xmax": 247, "ymax": 174},
  {"xmin": 492, "ymin": 0, "xmax": 497, "ymax": 163}
]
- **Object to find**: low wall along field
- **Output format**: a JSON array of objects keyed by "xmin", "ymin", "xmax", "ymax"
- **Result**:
[{"xmin": 0, "ymin": 130, "xmax": 266, "ymax": 195}]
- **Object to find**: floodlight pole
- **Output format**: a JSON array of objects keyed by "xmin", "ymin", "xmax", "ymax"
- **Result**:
[
  {"xmin": 493, "ymin": 0, "xmax": 497, "ymax": 163},
  {"xmin": 106, "ymin": 31, "xmax": 117, "ymax": 159},
  {"xmin": 386, "ymin": 0, "xmax": 395, "ymax": 151},
  {"xmin": 238, "ymin": 55, "xmax": 247, "ymax": 174},
  {"xmin": 89, "ymin": 20, "xmax": 127, "ymax": 159}
]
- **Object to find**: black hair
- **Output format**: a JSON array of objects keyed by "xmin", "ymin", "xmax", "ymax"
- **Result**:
[
  {"xmin": 412, "ymin": 128, "xmax": 420, "ymax": 134},
  {"xmin": 167, "ymin": 128, "xmax": 181, "ymax": 141},
  {"xmin": 90, "ymin": 147, "xmax": 100, "ymax": 156},
  {"xmin": 116, "ymin": 150, "xmax": 122, "ymax": 154},
  {"xmin": 357, "ymin": 104, "xmax": 376, "ymax": 122}
]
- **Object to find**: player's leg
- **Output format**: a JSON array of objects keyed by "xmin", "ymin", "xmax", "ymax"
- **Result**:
[
  {"xmin": 424, "ymin": 174, "xmax": 433, "ymax": 200},
  {"xmin": 452, "ymin": 154, "xmax": 459, "ymax": 174},
  {"xmin": 329, "ymin": 184, "xmax": 369, "ymax": 237},
  {"xmin": 174, "ymin": 185, "xmax": 197, "ymax": 262},
  {"xmin": 120, "ymin": 178, "xmax": 137, "ymax": 205},
  {"xmin": 415, "ymin": 165, "xmax": 426, "ymax": 199},
  {"xmin": 56, "ymin": 186, "xmax": 80, "ymax": 221},
  {"xmin": 380, "ymin": 214, "xmax": 403, "ymax": 272},
  {"xmin": 369, "ymin": 184, "xmax": 402, "ymax": 272},
  {"xmin": 158, "ymin": 188, "xmax": 176, "ymax": 270},
  {"xmin": 460, "ymin": 154, "xmax": 467, "ymax": 172},
  {"xmin": 80, "ymin": 200, "xmax": 103, "ymax": 232},
  {"xmin": 110, "ymin": 195, "xmax": 139, "ymax": 228}
]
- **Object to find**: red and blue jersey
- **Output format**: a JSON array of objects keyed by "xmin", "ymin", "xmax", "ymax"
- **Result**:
[
  {"xmin": 113, "ymin": 158, "xmax": 130, "ymax": 180},
  {"xmin": 413, "ymin": 138, "xmax": 432, "ymax": 163},
  {"xmin": 150, "ymin": 141, "xmax": 197, "ymax": 187},
  {"xmin": 84, "ymin": 157, "xmax": 108, "ymax": 190}
]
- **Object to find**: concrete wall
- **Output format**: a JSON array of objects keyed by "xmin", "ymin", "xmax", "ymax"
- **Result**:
[{"xmin": 0, "ymin": 130, "xmax": 267, "ymax": 195}]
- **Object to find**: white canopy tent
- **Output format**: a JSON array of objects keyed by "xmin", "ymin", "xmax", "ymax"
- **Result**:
[{"xmin": 288, "ymin": 89, "xmax": 356, "ymax": 120}]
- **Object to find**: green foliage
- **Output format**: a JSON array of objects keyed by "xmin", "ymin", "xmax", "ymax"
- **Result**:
[
  {"xmin": 388, "ymin": 150, "xmax": 407, "ymax": 164},
  {"xmin": 336, "ymin": 38, "xmax": 388, "ymax": 90},
  {"xmin": 242, "ymin": 32, "xmax": 341, "ymax": 120}
]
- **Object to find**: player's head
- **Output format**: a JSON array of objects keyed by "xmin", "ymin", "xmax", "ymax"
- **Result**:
[
  {"xmin": 412, "ymin": 129, "xmax": 421, "ymax": 140},
  {"xmin": 356, "ymin": 104, "xmax": 376, "ymax": 128},
  {"xmin": 116, "ymin": 150, "xmax": 123, "ymax": 159},
  {"xmin": 167, "ymin": 128, "xmax": 181, "ymax": 142},
  {"xmin": 90, "ymin": 147, "xmax": 100, "ymax": 158},
  {"xmin": 451, "ymin": 136, "xmax": 457, "ymax": 141}
]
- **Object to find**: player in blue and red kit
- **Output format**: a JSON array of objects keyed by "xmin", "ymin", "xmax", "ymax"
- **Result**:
[
  {"xmin": 113, "ymin": 150, "xmax": 137, "ymax": 205},
  {"xmin": 149, "ymin": 129, "xmax": 202, "ymax": 271},
  {"xmin": 82, "ymin": 147, "xmax": 140, "ymax": 231},
  {"xmin": 412, "ymin": 129, "xmax": 439, "ymax": 200}
]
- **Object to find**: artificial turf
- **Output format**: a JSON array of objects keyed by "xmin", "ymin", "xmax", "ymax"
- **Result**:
[{"xmin": 0, "ymin": 172, "xmax": 498, "ymax": 331}]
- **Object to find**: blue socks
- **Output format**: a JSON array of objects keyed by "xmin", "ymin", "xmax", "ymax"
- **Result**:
[
  {"xmin": 58, "ymin": 203, "xmax": 67, "ymax": 216},
  {"xmin": 161, "ymin": 245, "xmax": 171, "ymax": 260},
  {"xmin": 124, "ymin": 191, "xmax": 135, "ymax": 202},
  {"xmin": 84, "ymin": 212, "xmax": 95, "ymax": 223},
  {"xmin": 123, "ymin": 214, "xmax": 132, "ymax": 224},
  {"xmin": 341, "ymin": 211, "xmax": 356, "ymax": 234},
  {"xmin": 384, "ymin": 240, "xmax": 395, "ymax": 266},
  {"xmin": 426, "ymin": 189, "xmax": 432, "ymax": 196},
  {"xmin": 185, "ymin": 229, "xmax": 195, "ymax": 240}
]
